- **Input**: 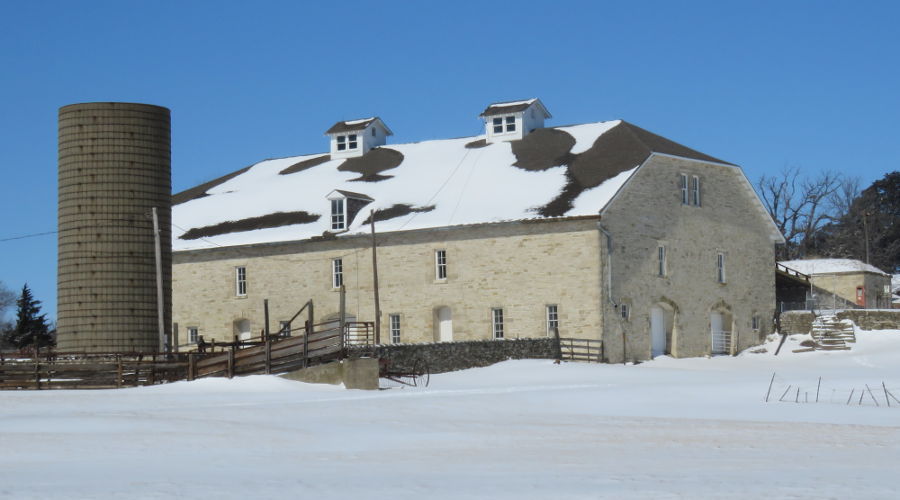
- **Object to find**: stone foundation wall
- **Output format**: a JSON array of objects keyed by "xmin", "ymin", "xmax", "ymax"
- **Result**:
[
  {"xmin": 779, "ymin": 311, "xmax": 815, "ymax": 334},
  {"xmin": 778, "ymin": 309, "xmax": 900, "ymax": 334},
  {"xmin": 836, "ymin": 310, "xmax": 900, "ymax": 331},
  {"xmin": 349, "ymin": 338, "xmax": 558, "ymax": 374}
]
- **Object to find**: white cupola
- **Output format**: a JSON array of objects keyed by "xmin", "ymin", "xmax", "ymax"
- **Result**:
[
  {"xmin": 479, "ymin": 98, "xmax": 551, "ymax": 144},
  {"xmin": 325, "ymin": 117, "xmax": 393, "ymax": 159}
]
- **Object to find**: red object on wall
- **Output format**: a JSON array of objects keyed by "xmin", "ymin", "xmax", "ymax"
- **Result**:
[{"xmin": 856, "ymin": 286, "xmax": 865, "ymax": 307}]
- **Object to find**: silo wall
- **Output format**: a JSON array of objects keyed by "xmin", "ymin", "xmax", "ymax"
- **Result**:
[{"xmin": 57, "ymin": 102, "xmax": 172, "ymax": 353}]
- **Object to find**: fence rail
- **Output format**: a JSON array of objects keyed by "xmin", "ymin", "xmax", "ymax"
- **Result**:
[
  {"xmin": 0, "ymin": 353, "xmax": 188, "ymax": 390},
  {"xmin": 558, "ymin": 337, "xmax": 603, "ymax": 363},
  {"xmin": 0, "ymin": 319, "xmax": 376, "ymax": 390}
]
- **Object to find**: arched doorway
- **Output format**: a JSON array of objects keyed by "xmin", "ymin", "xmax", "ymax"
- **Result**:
[
  {"xmin": 710, "ymin": 310, "xmax": 733, "ymax": 355},
  {"xmin": 434, "ymin": 306, "xmax": 453, "ymax": 342},
  {"xmin": 650, "ymin": 303, "xmax": 675, "ymax": 357},
  {"xmin": 233, "ymin": 319, "xmax": 251, "ymax": 341}
]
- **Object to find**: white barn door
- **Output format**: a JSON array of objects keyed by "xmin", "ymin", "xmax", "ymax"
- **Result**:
[
  {"xmin": 710, "ymin": 312, "xmax": 727, "ymax": 354},
  {"xmin": 651, "ymin": 306, "xmax": 666, "ymax": 357},
  {"xmin": 437, "ymin": 306, "xmax": 453, "ymax": 342}
]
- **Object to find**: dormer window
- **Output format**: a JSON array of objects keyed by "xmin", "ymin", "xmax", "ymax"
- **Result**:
[
  {"xmin": 480, "ymin": 98, "xmax": 551, "ymax": 144},
  {"xmin": 326, "ymin": 189, "xmax": 373, "ymax": 232},
  {"xmin": 492, "ymin": 116, "xmax": 516, "ymax": 134},
  {"xmin": 331, "ymin": 198, "xmax": 346, "ymax": 230},
  {"xmin": 336, "ymin": 134, "xmax": 358, "ymax": 152},
  {"xmin": 326, "ymin": 117, "xmax": 393, "ymax": 159}
]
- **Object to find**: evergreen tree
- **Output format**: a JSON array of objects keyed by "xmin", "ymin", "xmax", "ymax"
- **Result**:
[
  {"xmin": 816, "ymin": 171, "xmax": 900, "ymax": 273},
  {"xmin": 5, "ymin": 284, "xmax": 52, "ymax": 349}
]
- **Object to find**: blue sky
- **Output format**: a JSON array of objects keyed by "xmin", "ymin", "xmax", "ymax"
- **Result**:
[{"xmin": 1, "ymin": 1, "xmax": 898, "ymax": 321}]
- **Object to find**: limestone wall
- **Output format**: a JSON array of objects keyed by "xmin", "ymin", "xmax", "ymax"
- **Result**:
[
  {"xmin": 809, "ymin": 272, "xmax": 891, "ymax": 309},
  {"xmin": 173, "ymin": 218, "xmax": 603, "ymax": 349},
  {"xmin": 778, "ymin": 309, "xmax": 900, "ymax": 334},
  {"xmin": 599, "ymin": 155, "xmax": 778, "ymax": 362},
  {"xmin": 836, "ymin": 310, "xmax": 900, "ymax": 331},
  {"xmin": 779, "ymin": 311, "xmax": 815, "ymax": 334},
  {"xmin": 350, "ymin": 338, "xmax": 557, "ymax": 374}
]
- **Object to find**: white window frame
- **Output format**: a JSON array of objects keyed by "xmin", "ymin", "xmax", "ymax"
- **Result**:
[
  {"xmin": 279, "ymin": 320, "xmax": 292, "ymax": 337},
  {"xmin": 691, "ymin": 175, "xmax": 701, "ymax": 206},
  {"xmin": 336, "ymin": 133, "xmax": 358, "ymax": 151},
  {"xmin": 751, "ymin": 315, "xmax": 760, "ymax": 332},
  {"xmin": 187, "ymin": 326, "xmax": 199, "ymax": 344},
  {"xmin": 435, "ymin": 249, "xmax": 447, "ymax": 280},
  {"xmin": 332, "ymin": 258, "xmax": 343, "ymax": 288},
  {"xmin": 492, "ymin": 308, "xmax": 504, "ymax": 339},
  {"xmin": 331, "ymin": 198, "xmax": 346, "ymax": 230},
  {"xmin": 680, "ymin": 173, "xmax": 689, "ymax": 205},
  {"xmin": 491, "ymin": 115, "xmax": 516, "ymax": 134},
  {"xmin": 235, "ymin": 266, "xmax": 247, "ymax": 297},
  {"xmin": 716, "ymin": 252, "xmax": 726, "ymax": 284},
  {"xmin": 621, "ymin": 303, "xmax": 629, "ymax": 320},
  {"xmin": 658, "ymin": 245, "xmax": 667, "ymax": 277},
  {"xmin": 389, "ymin": 314, "xmax": 401, "ymax": 344},
  {"xmin": 546, "ymin": 304, "xmax": 559, "ymax": 336}
]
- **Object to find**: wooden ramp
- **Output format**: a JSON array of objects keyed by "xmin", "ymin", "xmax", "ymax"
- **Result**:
[{"xmin": 192, "ymin": 323, "xmax": 349, "ymax": 379}]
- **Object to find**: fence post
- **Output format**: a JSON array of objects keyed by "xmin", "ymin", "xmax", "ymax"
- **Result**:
[
  {"xmin": 149, "ymin": 354, "xmax": 156, "ymax": 386},
  {"xmin": 134, "ymin": 354, "xmax": 142, "ymax": 387},
  {"xmin": 553, "ymin": 327, "xmax": 562, "ymax": 363},
  {"xmin": 339, "ymin": 285, "xmax": 346, "ymax": 360},
  {"xmin": 265, "ymin": 335, "xmax": 272, "ymax": 375},
  {"xmin": 304, "ymin": 300, "xmax": 314, "ymax": 369},
  {"xmin": 187, "ymin": 352, "xmax": 195, "ymax": 381},
  {"xmin": 228, "ymin": 347, "xmax": 235, "ymax": 379},
  {"xmin": 116, "ymin": 355, "xmax": 123, "ymax": 389}
]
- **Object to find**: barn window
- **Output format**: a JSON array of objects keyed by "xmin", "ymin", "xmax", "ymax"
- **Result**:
[
  {"xmin": 332, "ymin": 258, "xmax": 343, "ymax": 288},
  {"xmin": 235, "ymin": 266, "xmax": 247, "ymax": 296},
  {"xmin": 331, "ymin": 198, "xmax": 346, "ymax": 230},
  {"xmin": 435, "ymin": 249, "xmax": 447, "ymax": 280},
  {"xmin": 492, "ymin": 308, "xmax": 504, "ymax": 339},
  {"xmin": 546, "ymin": 305, "xmax": 559, "ymax": 336}
]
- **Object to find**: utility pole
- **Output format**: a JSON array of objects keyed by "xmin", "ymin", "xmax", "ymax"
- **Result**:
[
  {"xmin": 370, "ymin": 210, "xmax": 381, "ymax": 345},
  {"xmin": 862, "ymin": 210, "xmax": 872, "ymax": 264},
  {"xmin": 151, "ymin": 207, "xmax": 166, "ymax": 353}
]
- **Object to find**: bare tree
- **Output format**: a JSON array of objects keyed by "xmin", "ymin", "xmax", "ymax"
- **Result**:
[
  {"xmin": 0, "ymin": 281, "xmax": 15, "ymax": 348},
  {"xmin": 0, "ymin": 281, "xmax": 14, "ymax": 315},
  {"xmin": 757, "ymin": 166, "xmax": 844, "ymax": 259},
  {"xmin": 828, "ymin": 176, "xmax": 861, "ymax": 218}
]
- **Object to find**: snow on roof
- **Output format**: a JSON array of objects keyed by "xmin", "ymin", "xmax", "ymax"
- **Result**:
[
  {"xmin": 325, "ymin": 117, "xmax": 392, "ymax": 135},
  {"xmin": 479, "ymin": 98, "xmax": 550, "ymax": 117},
  {"xmin": 892, "ymin": 274, "xmax": 900, "ymax": 293},
  {"xmin": 172, "ymin": 120, "xmax": 723, "ymax": 251},
  {"xmin": 778, "ymin": 259, "xmax": 890, "ymax": 277}
]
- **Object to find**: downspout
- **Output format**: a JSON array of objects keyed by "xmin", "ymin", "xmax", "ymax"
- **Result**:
[{"xmin": 598, "ymin": 221, "xmax": 625, "ymax": 364}]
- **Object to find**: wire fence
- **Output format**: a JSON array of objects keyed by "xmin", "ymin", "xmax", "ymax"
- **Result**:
[{"xmin": 764, "ymin": 372, "xmax": 900, "ymax": 407}]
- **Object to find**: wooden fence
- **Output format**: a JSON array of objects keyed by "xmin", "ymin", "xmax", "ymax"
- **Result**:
[
  {"xmin": 558, "ymin": 338, "xmax": 603, "ymax": 363},
  {"xmin": 0, "ymin": 352, "xmax": 188, "ymax": 390},
  {"xmin": 0, "ymin": 320, "xmax": 375, "ymax": 389}
]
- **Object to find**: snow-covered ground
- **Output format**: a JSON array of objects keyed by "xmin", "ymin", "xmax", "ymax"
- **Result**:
[{"xmin": 2, "ymin": 330, "xmax": 900, "ymax": 499}]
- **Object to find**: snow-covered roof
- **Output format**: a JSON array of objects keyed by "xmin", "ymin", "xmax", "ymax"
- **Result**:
[
  {"xmin": 325, "ymin": 117, "xmax": 392, "ymax": 135},
  {"xmin": 779, "ymin": 259, "xmax": 890, "ymax": 277},
  {"xmin": 892, "ymin": 274, "xmax": 900, "ymax": 294},
  {"xmin": 479, "ymin": 98, "xmax": 551, "ymax": 118},
  {"xmin": 172, "ymin": 120, "xmax": 732, "ymax": 251}
]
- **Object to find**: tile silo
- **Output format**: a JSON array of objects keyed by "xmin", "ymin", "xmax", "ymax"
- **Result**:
[{"xmin": 57, "ymin": 102, "xmax": 172, "ymax": 353}]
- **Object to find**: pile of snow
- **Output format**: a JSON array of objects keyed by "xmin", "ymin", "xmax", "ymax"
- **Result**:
[
  {"xmin": 2, "ymin": 327, "xmax": 899, "ymax": 498},
  {"xmin": 779, "ymin": 258, "xmax": 890, "ymax": 276},
  {"xmin": 173, "ymin": 121, "xmax": 634, "ymax": 251}
]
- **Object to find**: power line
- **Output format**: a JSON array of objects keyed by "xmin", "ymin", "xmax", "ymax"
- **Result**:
[{"xmin": 0, "ymin": 231, "xmax": 57, "ymax": 243}]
